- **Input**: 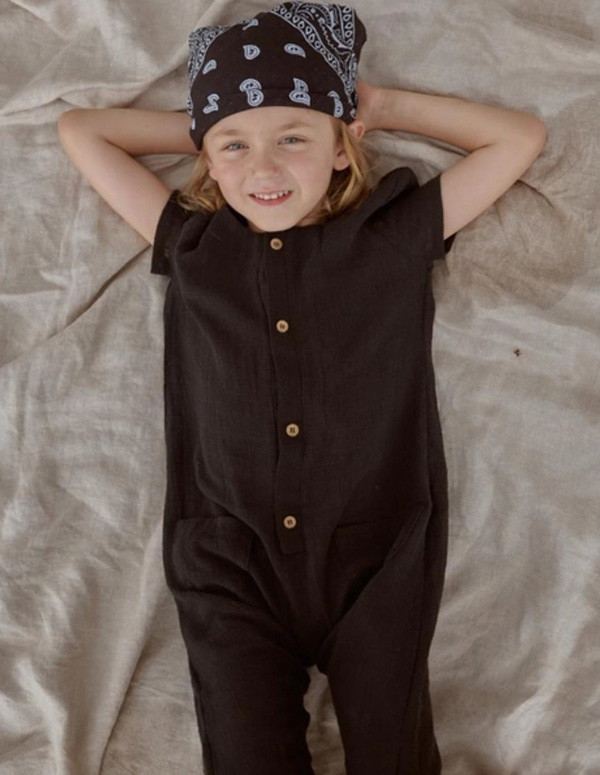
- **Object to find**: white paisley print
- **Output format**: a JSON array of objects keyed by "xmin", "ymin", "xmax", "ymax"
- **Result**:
[
  {"xmin": 186, "ymin": 4, "xmax": 361, "ymax": 123},
  {"xmin": 186, "ymin": 17, "xmax": 257, "ymax": 118},
  {"xmin": 268, "ymin": 2, "xmax": 359, "ymax": 114}
]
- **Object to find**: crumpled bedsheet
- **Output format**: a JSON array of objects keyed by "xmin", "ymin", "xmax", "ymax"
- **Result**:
[{"xmin": 1, "ymin": 1, "xmax": 599, "ymax": 773}]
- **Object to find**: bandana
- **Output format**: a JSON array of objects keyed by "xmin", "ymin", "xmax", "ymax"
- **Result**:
[{"xmin": 186, "ymin": 2, "xmax": 367, "ymax": 150}]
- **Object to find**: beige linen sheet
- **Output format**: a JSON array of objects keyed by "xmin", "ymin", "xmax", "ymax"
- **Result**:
[{"xmin": 1, "ymin": 1, "xmax": 598, "ymax": 773}]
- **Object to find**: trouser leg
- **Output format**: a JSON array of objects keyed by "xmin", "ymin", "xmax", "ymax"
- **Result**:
[
  {"xmin": 317, "ymin": 512, "xmax": 445, "ymax": 775},
  {"xmin": 175, "ymin": 590, "xmax": 316, "ymax": 775},
  {"xmin": 165, "ymin": 514, "xmax": 316, "ymax": 775}
]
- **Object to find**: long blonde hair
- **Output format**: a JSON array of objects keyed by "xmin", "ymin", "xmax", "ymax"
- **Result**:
[{"xmin": 176, "ymin": 118, "xmax": 376, "ymax": 225}]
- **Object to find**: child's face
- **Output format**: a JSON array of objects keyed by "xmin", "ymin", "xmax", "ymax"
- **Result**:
[{"xmin": 202, "ymin": 106, "xmax": 357, "ymax": 233}]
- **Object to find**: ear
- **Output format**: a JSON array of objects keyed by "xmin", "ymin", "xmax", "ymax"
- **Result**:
[
  {"xmin": 349, "ymin": 119, "xmax": 367, "ymax": 142},
  {"xmin": 332, "ymin": 119, "xmax": 367, "ymax": 171}
]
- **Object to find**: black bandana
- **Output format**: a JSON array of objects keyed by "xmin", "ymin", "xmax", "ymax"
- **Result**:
[{"xmin": 186, "ymin": 2, "xmax": 367, "ymax": 150}]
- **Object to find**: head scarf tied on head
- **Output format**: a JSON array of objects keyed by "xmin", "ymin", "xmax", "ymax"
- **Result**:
[{"xmin": 185, "ymin": 2, "xmax": 367, "ymax": 150}]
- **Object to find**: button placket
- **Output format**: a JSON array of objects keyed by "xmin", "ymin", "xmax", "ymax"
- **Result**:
[{"xmin": 264, "ymin": 234, "xmax": 305, "ymax": 554}]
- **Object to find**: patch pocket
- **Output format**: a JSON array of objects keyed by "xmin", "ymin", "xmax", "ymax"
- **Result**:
[
  {"xmin": 171, "ymin": 515, "xmax": 255, "ymax": 602},
  {"xmin": 331, "ymin": 507, "xmax": 426, "ymax": 606}
]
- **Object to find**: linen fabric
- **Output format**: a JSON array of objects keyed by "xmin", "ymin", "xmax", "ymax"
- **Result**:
[
  {"xmin": 150, "ymin": 167, "xmax": 456, "ymax": 773},
  {"xmin": 3, "ymin": 0, "xmax": 598, "ymax": 772}
]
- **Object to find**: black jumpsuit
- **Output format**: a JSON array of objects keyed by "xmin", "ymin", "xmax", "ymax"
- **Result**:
[{"xmin": 150, "ymin": 166, "xmax": 456, "ymax": 775}]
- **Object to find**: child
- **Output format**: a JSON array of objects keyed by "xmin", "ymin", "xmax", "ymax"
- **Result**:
[{"xmin": 58, "ymin": 2, "xmax": 547, "ymax": 773}]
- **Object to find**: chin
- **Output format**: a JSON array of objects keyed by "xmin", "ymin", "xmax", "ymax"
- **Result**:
[{"xmin": 249, "ymin": 212, "xmax": 310, "ymax": 233}]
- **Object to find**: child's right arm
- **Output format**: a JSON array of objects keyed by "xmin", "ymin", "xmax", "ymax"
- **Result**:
[{"xmin": 58, "ymin": 108, "xmax": 197, "ymax": 244}]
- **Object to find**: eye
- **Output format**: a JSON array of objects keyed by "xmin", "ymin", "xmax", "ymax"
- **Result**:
[{"xmin": 222, "ymin": 137, "xmax": 304, "ymax": 152}]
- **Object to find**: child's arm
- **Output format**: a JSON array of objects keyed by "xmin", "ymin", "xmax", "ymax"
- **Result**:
[
  {"xmin": 356, "ymin": 81, "xmax": 547, "ymax": 241},
  {"xmin": 58, "ymin": 108, "xmax": 197, "ymax": 244}
]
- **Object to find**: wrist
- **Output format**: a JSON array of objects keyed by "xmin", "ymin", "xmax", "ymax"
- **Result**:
[
  {"xmin": 355, "ymin": 80, "xmax": 389, "ymax": 133},
  {"xmin": 367, "ymin": 87, "xmax": 388, "ymax": 132},
  {"xmin": 372, "ymin": 88, "xmax": 411, "ymax": 133}
]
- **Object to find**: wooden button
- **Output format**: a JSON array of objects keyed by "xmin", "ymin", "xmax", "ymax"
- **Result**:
[
  {"xmin": 270, "ymin": 237, "xmax": 283, "ymax": 250},
  {"xmin": 283, "ymin": 515, "xmax": 297, "ymax": 529},
  {"xmin": 276, "ymin": 320, "xmax": 289, "ymax": 333},
  {"xmin": 285, "ymin": 423, "xmax": 300, "ymax": 437}
]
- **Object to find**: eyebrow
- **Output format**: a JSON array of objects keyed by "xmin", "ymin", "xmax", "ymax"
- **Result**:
[{"xmin": 211, "ymin": 121, "xmax": 316, "ymax": 139}]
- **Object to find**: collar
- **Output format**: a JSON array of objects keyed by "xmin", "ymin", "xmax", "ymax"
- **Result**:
[{"xmin": 204, "ymin": 199, "xmax": 331, "ymax": 252}]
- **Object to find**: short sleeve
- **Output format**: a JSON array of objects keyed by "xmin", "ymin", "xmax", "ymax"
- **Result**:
[
  {"xmin": 386, "ymin": 168, "xmax": 456, "ymax": 264},
  {"xmin": 150, "ymin": 189, "xmax": 192, "ymax": 276},
  {"xmin": 423, "ymin": 172, "xmax": 456, "ymax": 257}
]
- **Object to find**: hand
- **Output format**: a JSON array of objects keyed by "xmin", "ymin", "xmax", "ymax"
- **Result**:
[{"xmin": 355, "ymin": 78, "xmax": 383, "ymax": 133}]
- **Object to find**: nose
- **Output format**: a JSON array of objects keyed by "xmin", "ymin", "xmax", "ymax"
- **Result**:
[{"xmin": 249, "ymin": 146, "xmax": 282, "ymax": 177}]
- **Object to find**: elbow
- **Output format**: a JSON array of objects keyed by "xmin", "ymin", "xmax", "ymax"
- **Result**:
[
  {"xmin": 57, "ymin": 110, "xmax": 98, "ymax": 153},
  {"xmin": 509, "ymin": 118, "xmax": 548, "ymax": 162},
  {"xmin": 496, "ymin": 114, "xmax": 548, "ymax": 155},
  {"xmin": 58, "ymin": 109, "xmax": 90, "ymax": 136},
  {"xmin": 57, "ymin": 110, "xmax": 91, "ymax": 158},
  {"xmin": 526, "ymin": 117, "xmax": 548, "ymax": 149},
  {"xmin": 57, "ymin": 109, "xmax": 79, "ymax": 138}
]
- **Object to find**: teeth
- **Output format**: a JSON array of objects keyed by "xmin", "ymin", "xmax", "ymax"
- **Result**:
[{"xmin": 253, "ymin": 191, "xmax": 289, "ymax": 200}]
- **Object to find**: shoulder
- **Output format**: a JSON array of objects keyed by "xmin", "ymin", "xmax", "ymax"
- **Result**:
[
  {"xmin": 364, "ymin": 166, "xmax": 457, "ymax": 259},
  {"xmin": 150, "ymin": 190, "xmax": 205, "ymax": 276}
]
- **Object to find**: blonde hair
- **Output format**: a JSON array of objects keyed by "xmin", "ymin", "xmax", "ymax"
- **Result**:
[{"xmin": 176, "ymin": 118, "xmax": 376, "ymax": 225}]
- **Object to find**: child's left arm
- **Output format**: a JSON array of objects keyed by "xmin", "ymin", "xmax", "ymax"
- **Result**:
[{"xmin": 356, "ymin": 80, "xmax": 548, "ymax": 242}]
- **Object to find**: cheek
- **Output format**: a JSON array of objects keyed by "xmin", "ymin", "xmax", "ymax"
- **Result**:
[
  {"xmin": 211, "ymin": 165, "xmax": 241, "ymax": 189},
  {"xmin": 292, "ymin": 154, "xmax": 331, "ymax": 182},
  {"xmin": 307, "ymin": 159, "xmax": 336, "ymax": 191}
]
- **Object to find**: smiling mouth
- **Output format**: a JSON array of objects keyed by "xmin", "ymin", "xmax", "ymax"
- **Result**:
[{"xmin": 250, "ymin": 190, "xmax": 293, "ymax": 205}]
